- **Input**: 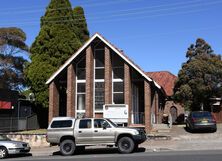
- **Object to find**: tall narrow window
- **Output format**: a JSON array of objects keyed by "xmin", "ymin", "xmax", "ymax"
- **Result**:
[
  {"xmin": 94, "ymin": 49, "xmax": 105, "ymax": 112},
  {"xmin": 76, "ymin": 56, "xmax": 86, "ymax": 118},
  {"xmin": 112, "ymin": 53, "xmax": 124, "ymax": 104},
  {"xmin": 77, "ymin": 57, "xmax": 86, "ymax": 80}
]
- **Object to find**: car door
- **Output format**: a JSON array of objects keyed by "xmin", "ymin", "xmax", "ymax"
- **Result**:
[
  {"xmin": 75, "ymin": 119, "xmax": 93, "ymax": 145},
  {"xmin": 92, "ymin": 119, "xmax": 115, "ymax": 144}
]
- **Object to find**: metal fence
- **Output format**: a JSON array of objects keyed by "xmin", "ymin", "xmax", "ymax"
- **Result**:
[{"xmin": 0, "ymin": 114, "xmax": 39, "ymax": 132}]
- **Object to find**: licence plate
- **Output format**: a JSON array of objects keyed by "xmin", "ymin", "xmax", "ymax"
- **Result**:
[{"xmin": 202, "ymin": 120, "xmax": 208, "ymax": 123}]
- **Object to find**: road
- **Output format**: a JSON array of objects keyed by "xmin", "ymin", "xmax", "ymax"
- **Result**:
[{"xmin": 5, "ymin": 150, "xmax": 222, "ymax": 161}]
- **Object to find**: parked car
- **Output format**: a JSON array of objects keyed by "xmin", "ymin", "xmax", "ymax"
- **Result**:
[
  {"xmin": 186, "ymin": 111, "xmax": 217, "ymax": 132},
  {"xmin": 47, "ymin": 117, "xmax": 147, "ymax": 155},
  {"xmin": 0, "ymin": 134, "xmax": 31, "ymax": 159}
]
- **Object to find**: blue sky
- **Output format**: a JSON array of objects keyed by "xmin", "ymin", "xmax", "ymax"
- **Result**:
[{"xmin": 0, "ymin": 0, "xmax": 222, "ymax": 75}]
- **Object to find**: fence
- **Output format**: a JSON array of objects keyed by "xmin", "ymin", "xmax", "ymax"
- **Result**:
[{"xmin": 0, "ymin": 114, "xmax": 39, "ymax": 132}]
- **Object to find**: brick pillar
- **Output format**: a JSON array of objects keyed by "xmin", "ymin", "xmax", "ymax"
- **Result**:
[
  {"xmin": 67, "ymin": 64, "xmax": 76, "ymax": 117},
  {"xmin": 48, "ymin": 81, "xmax": 59, "ymax": 123},
  {"xmin": 144, "ymin": 80, "xmax": 151, "ymax": 133},
  {"xmin": 85, "ymin": 46, "xmax": 94, "ymax": 117},
  {"xmin": 124, "ymin": 63, "xmax": 132, "ymax": 125},
  {"xmin": 104, "ymin": 47, "xmax": 112, "ymax": 104},
  {"xmin": 155, "ymin": 91, "xmax": 159, "ymax": 123}
]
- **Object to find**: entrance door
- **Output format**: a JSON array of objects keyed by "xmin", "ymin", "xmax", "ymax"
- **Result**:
[{"xmin": 170, "ymin": 107, "xmax": 178, "ymax": 123}]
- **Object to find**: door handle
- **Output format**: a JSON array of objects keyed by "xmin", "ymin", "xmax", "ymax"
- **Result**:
[
  {"xmin": 94, "ymin": 130, "xmax": 98, "ymax": 132},
  {"xmin": 78, "ymin": 131, "xmax": 82, "ymax": 133}
]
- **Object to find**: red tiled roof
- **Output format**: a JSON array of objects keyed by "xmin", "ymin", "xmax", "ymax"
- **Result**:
[{"xmin": 146, "ymin": 71, "xmax": 177, "ymax": 96}]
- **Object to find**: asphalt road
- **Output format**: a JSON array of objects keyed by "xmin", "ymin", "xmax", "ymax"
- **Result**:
[{"xmin": 5, "ymin": 150, "xmax": 222, "ymax": 161}]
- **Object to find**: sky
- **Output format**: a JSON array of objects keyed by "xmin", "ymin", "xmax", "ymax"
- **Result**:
[{"xmin": 0, "ymin": 0, "xmax": 222, "ymax": 75}]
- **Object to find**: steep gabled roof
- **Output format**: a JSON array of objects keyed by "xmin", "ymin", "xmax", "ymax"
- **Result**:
[
  {"xmin": 46, "ymin": 33, "xmax": 161, "ymax": 89},
  {"xmin": 146, "ymin": 71, "xmax": 177, "ymax": 96}
]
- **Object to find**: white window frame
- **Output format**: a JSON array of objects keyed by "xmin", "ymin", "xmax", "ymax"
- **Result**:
[
  {"xmin": 112, "ymin": 67, "xmax": 124, "ymax": 104},
  {"xmin": 94, "ymin": 49, "xmax": 105, "ymax": 114},
  {"xmin": 75, "ymin": 56, "xmax": 86, "ymax": 116}
]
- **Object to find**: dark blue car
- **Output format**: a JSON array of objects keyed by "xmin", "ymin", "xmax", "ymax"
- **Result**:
[{"xmin": 186, "ymin": 111, "xmax": 217, "ymax": 132}]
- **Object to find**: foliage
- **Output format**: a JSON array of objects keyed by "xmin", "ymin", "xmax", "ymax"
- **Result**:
[
  {"xmin": 25, "ymin": 0, "xmax": 89, "ymax": 108},
  {"xmin": 174, "ymin": 38, "xmax": 222, "ymax": 111},
  {"xmin": 0, "ymin": 27, "xmax": 28, "ymax": 91},
  {"xmin": 73, "ymin": 6, "xmax": 89, "ymax": 43}
]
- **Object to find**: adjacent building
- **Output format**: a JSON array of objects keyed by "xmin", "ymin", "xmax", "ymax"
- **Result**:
[{"xmin": 46, "ymin": 33, "xmax": 167, "ymax": 132}]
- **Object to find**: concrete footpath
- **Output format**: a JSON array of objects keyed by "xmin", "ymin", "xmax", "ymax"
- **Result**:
[{"xmin": 30, "ymin": 124, "xmax": 222, "ymax": 156}]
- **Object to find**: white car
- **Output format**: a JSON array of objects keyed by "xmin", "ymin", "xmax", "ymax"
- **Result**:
[{"xmin": 0, "ymin": 134, "xmax": 31, "ymax": 159}]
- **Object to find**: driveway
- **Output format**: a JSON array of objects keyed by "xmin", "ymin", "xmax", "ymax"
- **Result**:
[{"xmin": 143, "ymin": 123, "xmax": 222, "ymax": 152}]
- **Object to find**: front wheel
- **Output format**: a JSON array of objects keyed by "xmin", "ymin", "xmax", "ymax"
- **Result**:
[
  {"xmin": 117, "ymin": 137, "xmax": 135, "ymax": 154},
  {"xmin": 0, "ymin": 147, "xmax": 8, "ymax": 159},
  {"xmin": 60, "ymin": 139, "xmax": 75, "ymax": 156}
]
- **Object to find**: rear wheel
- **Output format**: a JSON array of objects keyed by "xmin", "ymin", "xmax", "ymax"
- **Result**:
[
  {"xmin": 0, "ymin": 147, "xmax": 8, "ymax": 159},
  {"xmin": 60, "ymin": 139, "xmax": 75, "ymax": 156},
  {"xmin": 117, "ymin": 137, "xmax": 135, "ymax": 154}
]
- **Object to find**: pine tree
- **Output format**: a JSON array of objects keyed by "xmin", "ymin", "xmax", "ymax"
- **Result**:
[
  {"xmin": 0, "ymin": 27, "xmax": 28, "ymax": 91},
  {"xmin": 73, "ymin": 6, "xmax": 89, "ymax": 43},
  {"xmin": 174, "ymin": 38, "xmax": 222, "ymax": 111},
  {"xmin": 25, "ymin": 0, "xmax": 89, "ymax": 108}
]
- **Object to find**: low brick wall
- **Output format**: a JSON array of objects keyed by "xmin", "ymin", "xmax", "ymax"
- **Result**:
[{"xmin": 6, "ymin": 134, "xmax": 50, "ymax": 148}]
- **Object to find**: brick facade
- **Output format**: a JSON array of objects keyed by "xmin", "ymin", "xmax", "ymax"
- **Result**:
[
  {"xmin": 48, "ymin": 81, "xmax": 59, "ymax": 123},
  {"xmin": 85, "ymin": 46, "xmax": 94, "ymax": 117},
  {"xmin": 144, "ymin": 80, "xmax": 151, "ymax": 133},
  {"xmin": 47, "ymin": 33, "xmax": 165, "ymax": 130},
  {"xmin": 66, "ymin": 64, "xmax": 75, "ymax": 117},
  {"xmin": 104, "ymin": 47, "xmax": 112, "ymax": 104},
  {"xmin": 124, "ymin": 63, "xmax": 132, "ymax": 125}
]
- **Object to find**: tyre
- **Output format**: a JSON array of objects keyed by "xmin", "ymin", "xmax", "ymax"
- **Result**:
[
  {"xmin": 117, "ymin": 137, "xmax": 135, "ymax": 154},
  {"xmin": 60, "ymin": 139, "xmax": 75, "ymax": 156},
  {"xmin": 0, "ymin": 147, "xmax": 8, "ymax": 159}
]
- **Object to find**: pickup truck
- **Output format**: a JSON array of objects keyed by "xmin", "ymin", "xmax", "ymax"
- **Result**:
[{"xmin": 47, "ymin": 117, "xmax": 146, "ymax": 155}]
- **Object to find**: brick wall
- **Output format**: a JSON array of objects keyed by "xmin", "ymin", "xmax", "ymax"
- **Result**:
[
  {"xmin": 66, "ymin": 64, "xmax": 75, "ymax": 117},
  {"xmin": 104, "ymin": 47, "xmax": 112, "ymax": 105},
  {"xmin": 48, "ymin": 81, "xmax": 59, "ymax": 123},
  {"xmin": 85, "ymin": 46, "xmax": 94, "ymax": 117},
  {"xmin": 124, "ymin": 63, "xmax": 132, "ymax": 125},
  {"xmin": 144, "ymin": 80, "xmax": 151, "ymax": 133}
]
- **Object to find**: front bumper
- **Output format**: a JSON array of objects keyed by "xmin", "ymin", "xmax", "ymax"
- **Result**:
[
  {"xmin": 193, "ymin": 123, "xmax": 217, "ymax": 130},
  {"xmin": 8, "ymin": 147, "xmax": 31, "ymax": 155},
  {"xmin": 132, "ymin": 134, "xmax": 147, "ymax": 144}
]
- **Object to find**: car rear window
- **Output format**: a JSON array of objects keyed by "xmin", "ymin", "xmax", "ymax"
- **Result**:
[
  {"xmin": 192, "ymin": 112, "xmax": 212, "ymax": 118},
  {"xmin": 51, "ymin": 120, "xmax": 73, "ymax": 128}
]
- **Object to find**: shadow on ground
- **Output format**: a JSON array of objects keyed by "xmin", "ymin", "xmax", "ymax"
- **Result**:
[
  {"xmin": 52, "ymin": 147, "xmax": 146, "ymax": 156},
  {"xmin": 183, "ymin": 127, "xmax": 217, "ymax": 134}
]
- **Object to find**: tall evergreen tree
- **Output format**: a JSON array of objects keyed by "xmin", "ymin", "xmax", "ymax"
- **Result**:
[
  {"xmin": 25, "ymin": 0, "xmax": 89, "ymax": 108},
  {"xmin": 174, "ymin": 38, "xmax": 222, "ymax": 111},
  {"xmin": 73, "ymin": 6, "xmax": 89, "ymax": 43},
  {"xmin": 0, "ymin": 27, "xmax": 28, "ymax": 91}
]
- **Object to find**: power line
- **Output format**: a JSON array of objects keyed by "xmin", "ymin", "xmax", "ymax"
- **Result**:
[
  {"xmin": 10, "ymin": 0, "xmax": 221, "ymax": 24},
  {"xmin": 0, "ymin": 0, "xmax": 144, "ymax": 15},
  {"xmin": 0, "ymin": 0, "xmax": 221, "ymax": 27}
]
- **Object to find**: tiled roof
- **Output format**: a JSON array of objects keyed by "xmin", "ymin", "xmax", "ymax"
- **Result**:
[{"xmin": 146, "ymin": 71, "xmax": 177, "ymax": 96}]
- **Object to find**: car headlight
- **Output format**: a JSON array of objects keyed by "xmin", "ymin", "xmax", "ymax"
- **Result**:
[{"xmin": 133, "ymin": 130, "xmax": 139, "ymax": 135}]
